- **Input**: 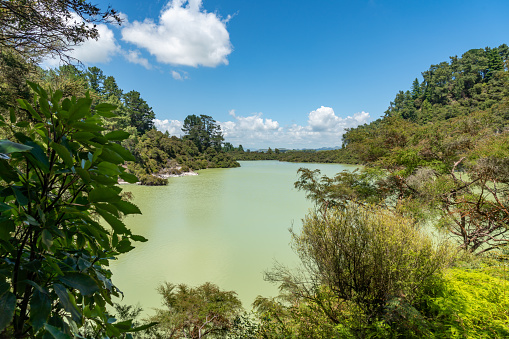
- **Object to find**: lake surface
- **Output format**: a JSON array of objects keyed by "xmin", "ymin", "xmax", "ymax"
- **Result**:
[{"xmin": 110, "ymin": 161, "xmax": 357, "ymax": 315}]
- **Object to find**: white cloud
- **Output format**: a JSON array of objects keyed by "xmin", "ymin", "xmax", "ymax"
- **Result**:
[
  {"xmin": 124, "ymin": 50, "xmax": 152, "ymax": 69},
  {"xmin": 219, "ymin": 107, "xmax": 370, "ymax": 149},
  {"xmin": 154, "ymin": 119, "xmax": 184, "ymax": 136},
  {"xmin": 171, "ymin": 70, "xmax": 189, "ymax": 80},
  {"xmin": 153, "ymin": 107, "xmax": 370, "ymax": 150},
  {"xmin": 121, "ymin": 0, "xmax": 232, "ymax": 67},
  {"xmin": 42, "ymin": 15, "xmax": 120, "ymax": 67}
]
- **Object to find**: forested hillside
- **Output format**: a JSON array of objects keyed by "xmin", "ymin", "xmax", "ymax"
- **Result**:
[{"xmin": 237, "ymin": 44, "xmax": 509, "ymax": 165}]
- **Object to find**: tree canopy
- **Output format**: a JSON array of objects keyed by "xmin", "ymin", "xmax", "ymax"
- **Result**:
[{"xmin": 0, "ymin": 0, "xmax": 121, "ymax": 62}]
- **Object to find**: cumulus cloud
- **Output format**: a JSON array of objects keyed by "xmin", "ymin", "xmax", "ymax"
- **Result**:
[
  {"xmin": 154, "ymin": 118, "xmax": 184, "ymax": 136},
  {"xmin": 121, "ymin": 0, "xmax": 232, "ymax": 67},
  {"xmin": 42, "ymin": 15, "xmax": 120, "ymax": 67},
  {"xmin": 153, "ymin": 107, "xmax": 370, "ymax": 150},
  {"xmin": 218, "ymin": 107, "xmax": 370, "ymax": 149},
  {"xmin": 124, "ymin": 50, "xmax": 152, "ymax": 69}
]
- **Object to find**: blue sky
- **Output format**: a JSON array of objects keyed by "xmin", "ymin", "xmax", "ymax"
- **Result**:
[{"xmin": 44, "ymin": 0, "xmax": 509, "ymax": 149}]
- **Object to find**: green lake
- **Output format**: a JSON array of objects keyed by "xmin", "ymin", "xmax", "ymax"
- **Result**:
[{"xmin": 110, "ymin": 160, "xmax": 357, "ymax": 315}]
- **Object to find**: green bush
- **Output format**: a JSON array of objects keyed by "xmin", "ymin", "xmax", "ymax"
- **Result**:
[{"xmin": 421, "ymin": 266, "xmax": 509, "ymax": 338}]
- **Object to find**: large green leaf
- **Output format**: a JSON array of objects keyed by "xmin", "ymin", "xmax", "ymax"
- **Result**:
[
  {"xmin": 0, "ymin": 139, "xmax": 32, "ymax": 154},
  {"xmin": 98, "ymin": 148, "xmax": 124, "ymax": 164},
  {"xmin": 88, "ymin": 187, "xmax": 121, "ymax": 203},
  {"xmin": 0, "ymin": 217, "xmax": 15, "ymax": 241},
  {"xmin": 53, "ymin": 283, "xmax": 81, "ymax": 323},
  {"xmin": 95, "ymin": 208, "xmax": 128, "ymax": 234},
  {"xmin": 96, "ymin": 161, "xmax": 121, "ymax": 176},
  {"xmin": 30, "ymin": 289, "xmax": 51, "ymax": 332},
  {"xmin": 119, "ymin": 171, "xmax": 138, "ymax": 183},
  {"xmin": 50, "ymin": 142, "xmax": 74, "ymax": 167},
  {"xmin": 104, "ymin": 130, "xmax": 130, "ymax": 141},
  {"xmin": 69, "ymin": 98, "xmax": 92, "ymax": 122},
  {"xmin": 0, "ymin": 160, "xmax": 19, "ymax": 182},
  {"xmin": 113, "ymin": 200, "xmax": 142, "ymax": 215},
  {"xmin": 26, "ymin": 141, "xmax": 50, "ymax": 172},
  {"xmin": 58, "ymin": 272, "xmax": 100, "ymax": 296},
  {"xmin": 72, "ymin": 132, "xmax": 95, "ymax": 141},
  {"xmin": 108, "ymin": 143, "xmax": 136, "ymax": 161},
  {"xmin": 0, "ymin": 291, "xmax": 15, "ymax": 332},
  {"xmin": 71, "ymin": 121, "xmax": 105, "ymax": 132}
]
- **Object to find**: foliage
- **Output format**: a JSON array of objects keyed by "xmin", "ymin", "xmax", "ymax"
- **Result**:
[
  {"xmin": 264, "ymin": 203, "xmax": 451, "ymax": 337},
  {"xmin": 419, "ymin": 266, "xmax": 509, "ymax": 338},
  {"xmin": 0, "ymin": 83, "xmax": 151, "ymax": 337},
  {"xmin": 182, "ymin": 114, "xmax": 224, "ymax": 153},
  {"xmin": 150, "ymin": 282, "xmax": 243, "ymax": 339},
  {"xmin": 0, "ymin": 0, "xmax": 121, "ymax": 62}
]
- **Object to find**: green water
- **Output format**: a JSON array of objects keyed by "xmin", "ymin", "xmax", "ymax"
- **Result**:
[{"xmin": 110, "ymin": 160, "xmax": 357, "ymax": 315}]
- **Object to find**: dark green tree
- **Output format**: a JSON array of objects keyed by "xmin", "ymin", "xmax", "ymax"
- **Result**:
[
  {"xmin": 181, "ymin": 114, "xmax": 223, "ymax": 152},
  {"xmin": 123, "ymin": 90, "xmax": 155, "ymax": 135},
  {"xmin": 150, "ymin": 282, "xmax": 243, "ymax": 338},
  {"xmin": 103, "ymin": 76, "xmax": 123, "ymax": 100},
  {"xmin": 86, "ymin": 66, "xmax": 105, "ymax": 94}
]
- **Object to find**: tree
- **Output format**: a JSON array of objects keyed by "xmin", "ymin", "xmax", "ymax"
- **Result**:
[
  {"xmin": 0, "ymin": 0, "xmax": 121, "ymax": 62},
  {"xmin": 265, "ymin": 203, "xmax": 450, "ymax": 336},
  {"xmin": 123, "ymin": 90, "xmax": 155, "ymax": 135},
  {"xmin": 181, "ymin": 114, "xmax": 224, "ymax": 152},
  {"xmin": 86, "ymin": 66, "xmax": 105, "ymax": 94},
  {"xmin": 150, "ymin": 282, "xmax": 243, "ymax": 338},
  {"xmin": 103, "ymin": 76, "xmax": 123, "ymax": 100},
  {"xmin": 0, "ymin": 83, "xmax": 150, "ymax": 337}
]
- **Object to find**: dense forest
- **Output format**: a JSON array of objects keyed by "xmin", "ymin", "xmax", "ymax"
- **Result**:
[{"xmin": 1, "ymin": 0, "xmax": 509, "ymax": 337}]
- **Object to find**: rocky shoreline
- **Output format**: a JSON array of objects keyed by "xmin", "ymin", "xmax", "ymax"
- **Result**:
[{"xmin": 118, "ymin": 170, "xmax": 198, "ymax": 185}]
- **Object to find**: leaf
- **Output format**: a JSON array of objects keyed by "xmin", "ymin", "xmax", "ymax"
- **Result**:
[
  {"xmin": 113, "ymin": 200, "xmax": 142, "ymax": 215},
  {"xmin": 119, "ymin": 172, "xmax": 138, "ymax": 184},
  {"xmin": 12, "ymin": 186, "xmax": 28, "ymax": 206},
  {"xmin": 128, "ymin": 322, "xmax": 159, "ymax": 332},
  {"xmin": 130, "ymin": 234, "xmax": 148, "ymax": 242},
  {"xmin": 27, "ymin": 141, "xmax": 50, "ymax": 172},
  {"xmin": 0, "ymin": 218, "xmax": 15, "ymax": 241},
  {"xmin": 30, "ymin": 289, "xmax": 51, "ymax": 332},
  {"xmin": 88, "ymin": 187, "xmax": 121, "ymax": 203},
  {"xmin": 52, "ymin": 90, "xmax": 63, "ymax": 106},
  {"xmin": 71, "ymin": 122, "xmax": 105, "ymax": 132},
  {"xmin": 116, "ymin": 238, "xmax": 134, "ymax": 253},
  {"xmin": 95, "ymin": 208, "xmax": 128, "ymax": 234},
  {"xmin": 58, "ymin": 272, "xmax": 100, "ymax": 296},
  {"xmin": 17, "ymin": 99, "xmax": 42, "ymax": 120},
  {"xmin": 53, "ymin": 283, "xmax": 81, "ymax": 323},
  {"xmin": 75, "ymin": 167, "xmax": 91, "ymax": 183},
  {"xmin": 98, "ymin": 148, "xmax": 125, "ymax": 164},
  {"xmin": 9, "ymin": 107, "xmax": 15, "ymax": 123},
  {"xmin": 104, "ymin": 130, "xmax": 130, "ymax": 141},
  {"xmin": 50, "ymin": 142, "xmax": 74, "ymax": 167},
  {"xmin": 44, "ymin": 324, "xmax": 73, "ymax": 339},
  {"xmin": 72, "ymin": 132, "xmax": 95, "ymax": 141},
  {"xmin": 0, "ymin": 291, "xmax": 15, "ymax": 332},
  {"xmin": 108, "ymin": 143, "xmax": 135, "ymax": 161},
  {"xmin": 16, "ymin": 121, "xmax": 29, "ymax": 127},
  {"xmin": 0, "ymin": 160, "xmax": 19, "ymax": 182},
  {"xmin": 69, "ymin": 98, "xmax": 92, "ymax": 122},
  {"xmin": 41, "ymin": 229, "xmax": 53, "ymax": 250},
  {"xmin": 0, "ymin": 140, "xmax": 32, "ymax": 154},
  {"xmin": 95, "ymin": 103, "xmax": 117, "ymax": 112},
  {"xmin": 96, "ymin": 161, "xmax": 121, "ymax": 176}
]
